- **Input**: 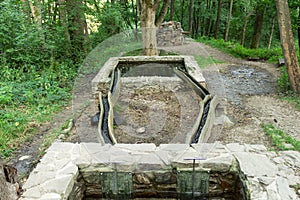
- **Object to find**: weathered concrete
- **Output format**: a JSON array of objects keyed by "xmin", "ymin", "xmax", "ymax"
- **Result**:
[
  {"xmin": 21, "ymin": 142, "xmax": 300, "ymax": 199},
  {"xmin": 91, "ymin": 56, "xmax": 206, "ymax": 100}
]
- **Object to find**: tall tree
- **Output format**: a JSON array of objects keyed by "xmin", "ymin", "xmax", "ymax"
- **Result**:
[
  {"xmin": 267, "ymin": 14, "xmax": 276, "ymax": 49},
  {"xmin": 66, "ymin": 0, "xmax": 90, "ymax": 58},
  {"xmin": 25, "ymin": 0, "xmax": 44, "ymax": 42},
  {"xmin": 214, "ymin": 0, "xmax": 222, "ymax": 39},
  {"xmin": 240, "ymin": 12, "xmax": 252, "ymax": 46},
  {"xmin": 275, "ymin": 0, "xmax": 300, "ymax": 94},
  {"xmin": 297, "ymin": 4, "xmax": 300, "ymax": 52},
  {"xmin": 251, "ymin": 3, "xmax": 265, "ymax": 49},
  {"xmin": 189, "ymin": 0, "xmax": 194, "ymax": 33},
  {"xmin": 224, "ymin": 0, "xmax": 233, "ymax": 41},
  {"xmin": 58, "ymin": 0, "xmax": 71, "ymax": 54},
  {"xmin": 169, "ymin": 0, "xmax": 175, "ymax": 21},
  {"xmin": 137, "ymin": 0, "xmax": 170, "ymax": 56}
]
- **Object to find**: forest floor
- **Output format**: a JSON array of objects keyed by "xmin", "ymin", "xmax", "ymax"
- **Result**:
[{"xmin": 7, "ymin": 40, "xmax": 300, "ymax": 184}]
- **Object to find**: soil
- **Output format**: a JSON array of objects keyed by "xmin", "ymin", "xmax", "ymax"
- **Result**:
[
  {"xmin": 113, "ymin": 77, "xmax": 202, "ymax": 145},
  {"xmin": 6, "ymin": 40, "xmax": 300, "ymax": 185}
]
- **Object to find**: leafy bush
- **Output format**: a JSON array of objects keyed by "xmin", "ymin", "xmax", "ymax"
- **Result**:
[
  {"xmin": 277, "ymin": 66, "xmax": 291, "ymax": 93},
  {"xmin": 197, "ymin": 37, "xmax": 282, "ymax": 62},
  {"xmin": 0, "ymin": 0, "xmax": 79, "ymax": 158}
]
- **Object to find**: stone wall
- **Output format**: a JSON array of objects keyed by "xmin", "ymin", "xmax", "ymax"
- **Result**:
[
  {"xmin": 157, "ymin": 21, "xmax": 184, "ymax": 47},
  {"xmin": 21, "ymin": 142, "xmax": 300, "ymax": 199}
]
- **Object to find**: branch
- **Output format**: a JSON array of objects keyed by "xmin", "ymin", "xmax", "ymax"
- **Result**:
[
  {"xmin": 155, "ymin": 0, "xmax": 170, "ymax": 27},
  {"xmin": 154, "ymin": 0, "xmax": 161, "ymax": 10}
]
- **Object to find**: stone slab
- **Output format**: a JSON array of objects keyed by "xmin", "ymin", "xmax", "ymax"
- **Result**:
[{"xmin": 233, "ymin": 152, "xmax": 277, "ymax": 177}]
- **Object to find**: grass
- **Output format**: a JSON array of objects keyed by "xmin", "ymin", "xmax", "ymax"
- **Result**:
[
  {"xmin": 197, "ymin": 37, "xmax": 282, "ymax": 63},
  {"xmin": 194, "ymin": 55, "xmax": 223, "ymax": 68},
  {"xmin": 0, "ymin": 88, "xmax": 71, "ymax": 159},
  {"xmin": 262, "ymin": 123, "xmax": 300, "ymax": 151},
  {"xmin": 0, "ymin": 63, "xmax": 75, "ymax": 159}
]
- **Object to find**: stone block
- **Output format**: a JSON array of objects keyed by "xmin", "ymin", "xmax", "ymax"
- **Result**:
[
  {"xmin": 201, "ymin": 154, "xmax": 234, "ymax": 172},
  {"xmin": 114, "ymin": 143, "xmax": 157, "ymax": 153},
  {"xmin": 23, "ymin": 171, "xmax": 56, "ymax": 189},
  {"xmin": 41, "ymin": 174, "xmax": 75, "ymax": 197},
  {"xmin": 22, "ymin": 186, "xmax": 42, "ymax": 198},
  {"xmin": 136, "ymin": 154, "xmax": 165, "ymax": 170},
  {"xmin": 226, "ymin": 143, "xmax": 245, "ymax": 152},
  {"xmin": 156, "ymin": 144, "xmax": 190, "ymax": 165},
  {"xmin": 233, "ymin": 152, "xmax": 277, "ymax": 177},
  {"xmin": 276, "ymin": 177, "xmax": 298, "ymax": 200},
  {"xmin": 40, "ymin": 193, "xmax": 61, "ymax": 200},
  {"xmin": 57, "ymin": 162, "xmax": 78, "ymax": 176}
]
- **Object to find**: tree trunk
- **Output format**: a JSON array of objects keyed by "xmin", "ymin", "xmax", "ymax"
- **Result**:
[
  {"xmin": 275, "ymin": 0, "xmax": 300, "ymax": 94},
  {"xmin": 298, "ymin": 6, "xmax": 300, "ymax": 53},
  {"xmin": 214, "ymin": 0, "xmax": 222, "ymax": 39},
  {"xmin": 224, "ymin": 0, "xmax": 233, "ymax": 41},
  {"xmin": 58, "ymin": 0, "xmax": 71, "ymax": 45},
  {"xmin": 180, "ymin": 0, "xmax": 185, "ymax": 26},
  {"xmin": 155, "ymin": 0, "xmax": 170, "ymax": 27},
  {"xmin": 28, "ymin": 0, "xmax": 44, "ymax": 42},
  {"xmin": 189, "ymin": 0, "xmax": 194, "ymax": 33},
  {"xmin": 138, "ymin": 0, "xmax": 158, "ymax": 56},
  {"xmin": 66, "ymin": 0, "xmax": 89, "ymax": 58},
  {"xmin": 251, "ymin": 5, "xmax": 265, "ymax": 49},
  {"xmin": 268, "ymin": 14, "xmax": 276, "ymax": 49},
  {"xmin": 240, "ymin": 13, "xmax": 252, "ymax": 46},
  {"xmin": 169, "ymin": 0, "xmax": 175, "ymax": 21},
  {"xmin": 132, "ymin": 0, "xmax": 138, "ymax": 30}
]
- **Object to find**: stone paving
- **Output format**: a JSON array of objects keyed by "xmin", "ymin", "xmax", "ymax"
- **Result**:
[{"xmin": 20, "ymin": 142, "xmax": 300, "ymax": 199}]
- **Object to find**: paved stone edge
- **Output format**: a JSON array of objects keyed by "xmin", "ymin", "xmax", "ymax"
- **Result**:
[{"xmin": 20, "ymin": 142, "xmax": 300, "ymax": 200}]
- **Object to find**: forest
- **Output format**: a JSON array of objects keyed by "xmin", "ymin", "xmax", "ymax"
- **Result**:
[{"xmin": 0, "ymin": 0, "xmax": 300, "ymax": 158}]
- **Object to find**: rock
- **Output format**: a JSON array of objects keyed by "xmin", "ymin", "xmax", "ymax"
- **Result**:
[
  {"xmin": 282, "ymin": 143, "xmax": 293, "ymax": 149},
  {"xmin": 157, "ymin": 21, "xmax": 184, "ymax": 47},
  {"xmin": 134, "ymin": 173, "xmax": 151, "ymax": 185},
  {"xmin": 0, "ymin": 165, "xmax": 18, "ymax": 200},
  {"xmin": 214, "ymin": 114, "xmax": 234, "ymax": 127},
  {"xmin": 19, "ymin": 155, "xmax": 31, "ymax": 161},
  {"xmin": 278, "ymin": 58, "xmax": 285, "ymax": 67},
  {"xmin": 136, "ymin": 127, "xmax": 146, "ymax": 134}
]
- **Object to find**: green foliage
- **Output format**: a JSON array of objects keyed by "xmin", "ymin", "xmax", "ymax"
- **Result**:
[
  {"xmin": 277, "ymin": 66, "xmax": 291, "ymax": 93},
  {"xmin": 277, "ymin": 66, "xmax": 300, "ymax": 111},
  {"xmin": 0, "ymin": 0, "xmax": 79, "ymax": 158},
  {"xmin": 90, "ymin": 2, "xmax": 135, "ymax": 45},
  {"xmin": 197, "ymin": 37, "xmax": 282, "ymax": 62},
  {"xmin": 0, "ymin": 63, "xmax": 76, "ymax": 158},
  {"xmin": 262, "ymin": 124, "xmax": 300, "ymax": 151}
]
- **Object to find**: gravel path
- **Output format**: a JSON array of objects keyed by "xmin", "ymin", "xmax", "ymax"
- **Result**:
[{"xmin": 162, "ymin": 41, "xmax": 300, "ymax": 147}]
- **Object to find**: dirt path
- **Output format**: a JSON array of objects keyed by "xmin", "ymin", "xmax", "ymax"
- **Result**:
[
  {"xmin": 162, "ymin": 41, "xmax": 300, "ymax": 146},
  {"xmin": 7, "ymin": 41, "xmax": 300, "ymax": 184}
]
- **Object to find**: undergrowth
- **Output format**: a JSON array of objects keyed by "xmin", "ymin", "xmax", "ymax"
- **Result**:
[
  {"xmin": 262, "ymin": 124, "xmax": 300, "ymax": 151},
  {"xmin": 277, "ymin": 66, "xmax": 300, "ymax": 111},
  {"xmin": 197, "ymin": 37, "xmax": 282, "ymax": 62},
  {"xmin": 0, "ymin": 63, "xmax": 77, "ymax": 158}
]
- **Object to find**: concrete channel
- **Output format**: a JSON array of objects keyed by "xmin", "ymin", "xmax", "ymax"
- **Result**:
[{"xmin": 91, "ymin": 56, "xmax": 217, "ymax": 145}]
